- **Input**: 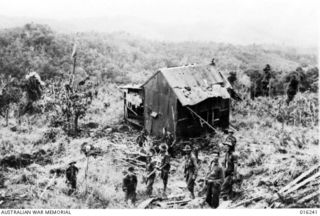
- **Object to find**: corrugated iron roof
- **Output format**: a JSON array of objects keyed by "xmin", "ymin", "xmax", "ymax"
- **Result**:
[{"xmin": 158, "ymin": 64, "xmax": 231, "ymax": 106}]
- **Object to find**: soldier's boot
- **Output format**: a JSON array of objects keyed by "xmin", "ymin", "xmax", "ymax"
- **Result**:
[
  {"xmin": 162, "ymin": 184, "xmax": 167, "ymax": 197},
  {"xmin": 222, "ymin": 190, "xmax": 233, "ymax": 201},
  {"xmin": 146, "ymin": 186, "xmax": 153, "ymax": 197},
  {"xmin": 190, "ymin": 191, "xmax": 195, "ymax": 199}
]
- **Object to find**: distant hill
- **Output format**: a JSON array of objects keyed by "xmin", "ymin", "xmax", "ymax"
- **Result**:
[
  {"xmin": 0, "ymin": 15, "xmax": 318, "ymax": 50},
  {"xmin": 0, "ymin": 23, "xmax": 317, "ymax": 87}
]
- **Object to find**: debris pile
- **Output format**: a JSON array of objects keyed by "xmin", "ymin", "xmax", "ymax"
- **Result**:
[{"xmin": 137, "ymin": 194, "xmax": 192, "ymax": 209}]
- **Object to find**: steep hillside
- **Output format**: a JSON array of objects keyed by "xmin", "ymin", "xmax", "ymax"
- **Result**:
[{"xmin": 0, "ymin": 89, "xmax": 318, "ymax": 208}]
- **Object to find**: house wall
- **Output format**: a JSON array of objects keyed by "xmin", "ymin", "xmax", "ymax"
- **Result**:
[
  {"xmin": 143, "ymin": 73, "xmax": 177, "ymax": 137},
  {"xmin": 176, "ymin": 97, "xmax": 230, "ymax": 137}
]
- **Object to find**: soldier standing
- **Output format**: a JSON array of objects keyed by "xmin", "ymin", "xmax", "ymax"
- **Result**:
[
  {"xmin": 205, "ymin": 152, "xmax": 224, "ymax": 208},
  {"xmin": 262, "ymin": 64, "xmax": 272, "ymax": 96},
  {"xmin": 136, "ymin": 129, "xmax": 148, "ymax": 147},
  {"xmin": 122, "ymin": 166, "xmax": 138, "ymax": 205},
  {"xmin": 146, "ymin": 149, "xmax": 156, "ymax": 196},
  {"xmin": 221, "ymin": 141, "xmax": 238, "ymax": 200},
  {"xmin": 183, "ymin": 145, "xmax": 198, "ymax": 199},
  {"xmin": 286, "ymin": 74, "xmax": 299, "ymax": 105},
  {"xmin": 225, "ymin": 129, "xmax": 236, "ymax": 147},
  {"xmin": 159, "ymin": 143, "xmax": 170, "ymax": 195},
  {"xmin": 164, "ymin": 131, "xmax": 175, "ymax": 157},
  {"xmin": 65, "ymin": 161, "xmax": 79, "ymax": 195}
]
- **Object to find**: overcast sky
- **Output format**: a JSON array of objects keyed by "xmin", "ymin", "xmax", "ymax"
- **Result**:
[{"xmin": 0, "ymin": 0, "xmax": 319, "ymax": 47}]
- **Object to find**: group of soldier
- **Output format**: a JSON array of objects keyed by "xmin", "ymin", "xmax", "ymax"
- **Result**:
[
  {"xmin": 122, "ymin": 129, "xmax": 238, "ymax": 208},
  {"xmin": 62, "ymin": 128, "xmax": 238, "ymax": 208}
]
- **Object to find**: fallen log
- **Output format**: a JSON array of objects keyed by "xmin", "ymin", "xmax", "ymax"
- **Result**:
[
  {"xmin": 230, "ymin": 196, "xmax": 263, "ymax": 208},
  {"xmin": 164, "ymin": 199, "xmax": 192, "ymax": 206},
  {"xmin": 297, "ymin": 191, "xmax": 320, "ymax": 204},
  {"xmin": 271, "ymin": 172, "xmax": 320, "ymax": 203},
  {"xmin": 167, "ymin": 193, "xmax": 186, "ymax": 200},
  {"xmin": 279, "ymin": 165, "xmax": 319, "ymax": 194},
  {"xmin": 291, "ymin": 183, "xmax": 319, "ymax": 200},
  {"xmin": 283, "ymin": 172, "xmax": 320, "ymax": 196}
]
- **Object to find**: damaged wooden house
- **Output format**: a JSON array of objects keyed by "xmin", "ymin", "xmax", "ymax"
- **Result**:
[{"xmin": 121, "ymin": 63, "xmax": 232, "ymax": 138}]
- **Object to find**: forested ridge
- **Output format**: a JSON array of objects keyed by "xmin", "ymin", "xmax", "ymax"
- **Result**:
[{"xmin": 0, "ymin": 23, "xmax": 318, "ymax": 86}]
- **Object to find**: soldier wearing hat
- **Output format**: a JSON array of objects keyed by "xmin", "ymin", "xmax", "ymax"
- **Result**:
[
  {"xmin": 122, "ymin": 166, "xmax": 138, "ymax": 205},
  {"xmin": 159, "ymin": 143, "xmax": 170, "ymax": 195},
  {"xmin": 225, "ymin": 129, "xmax": 237, "ymax": 147},
  {"xmin": 262, "ymin": 64, "xmax": 272, "ymax": 97},
  {"xmin": 65, "ymin": 161, "xmax": 79, "ymax": 195},
  {"xmin": 221, "ymin": 140, "xmax": 238, "ymax": 200},
  {"xmin": 183, "ymin": 145, "xmax": 198, "ymax": 199},
  {"xmin": 205, "ymin": 152, "xmax": 224, "ymax": 208}
]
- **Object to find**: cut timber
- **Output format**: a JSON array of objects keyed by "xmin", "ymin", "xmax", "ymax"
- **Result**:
[
  {"xmin": 230, "ymin": 196, "xmax": 263, "ymax": 208},
  {"xmin": 283, "ymin": 172, "xmax": 320, "ymax": 196},
  {"xmin": 297, "ymin": 191, "xmax": 320, "ymax": 204},
  {"xmin": 279, "ymin": 165, "xmax": 319, "ymax": 194},
  {"xmin": 167, "ymin": 193, "xmax": 186, "ymax": 200},
  {"xmin": 291, "ymin": 185, "xmax": 319, "ymax": 200},
  {"xmin": 165, "ymin": 199, "xmax": 192, "ymax": 206}
]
